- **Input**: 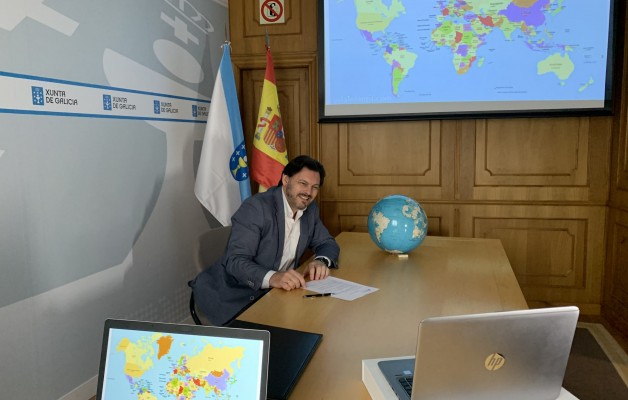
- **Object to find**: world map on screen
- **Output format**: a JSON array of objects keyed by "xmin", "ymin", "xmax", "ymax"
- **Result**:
[
  {"xmin": 324, "ymin": 0, "xmax": 611, "ymax": 111},
  {"xmin": 101, "ymin": 329, "xmax": 263, "ymax": 400}
]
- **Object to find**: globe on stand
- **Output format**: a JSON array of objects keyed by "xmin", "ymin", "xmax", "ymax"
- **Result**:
[{"xmin": 367, "ymin": 195, "xmax": 428, "ymax": 255}]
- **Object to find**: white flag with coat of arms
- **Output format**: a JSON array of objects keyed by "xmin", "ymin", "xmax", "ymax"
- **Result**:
[{"xmin": 194, "ymin": 43, "xmax": 251, "ymax": 226}]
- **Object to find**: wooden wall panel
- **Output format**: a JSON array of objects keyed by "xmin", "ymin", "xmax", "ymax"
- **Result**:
[
  {"xmin": 478, "ymin": 118, "xmax": 588, "ymax": 185},
  {"xmin": 458, "ymin": 205, "xmax": 606, "ymax": 314},
  {"xmin": 604, "ymin": 209, "xmax": 628, "ymax": 335},
  {"xmin": 616, "ymin": 111, "xmax": 628, "ymax": 194},
  {"xmin": 340, "ymin": 121, "xmax": 439, "ymax": 185},
  {"xmin": 320, "ymin": 120, "xmax": 456, "ymax": 202},
  {"xmin": 613, "ymin": 18, "xmax": 628, "ymax": 199},
  {"xmin": 609, "ymin": 0, "xmax": 628, "ymax": 206},
  {"xmin": 459, "ymin": 117, "xmax": 610, "ymax": 202},
  {"xmin": 229, "ymin": 0, "xmax": 317, "ymax": 56},
  {"xmin": 603, "ymin": 0, "xmax": 628, "ymax": 336}
]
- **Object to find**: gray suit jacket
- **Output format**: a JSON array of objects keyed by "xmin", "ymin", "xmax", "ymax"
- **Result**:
[{"xmin": 192, "ymin": 185, "xmax": 340, "ymax": 326}]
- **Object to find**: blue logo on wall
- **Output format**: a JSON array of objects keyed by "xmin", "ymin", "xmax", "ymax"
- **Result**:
[
  {"xmin": 32, "ymin": 86, "xmax": 44, "ymax": 106},
  {"xmin": 229, "ymin": 142, "xmax": 249, "ymax": 181},
  {"xmin": 192, "ymin": 105, "xmax": 197, "ymax": 117},
  {"xmin": 103, "ymin": 94, "xmax": 112, "ymax": 110},
  {"xmin": 154, "ymin": 100, "xmax": 160, "ymax": 114}
]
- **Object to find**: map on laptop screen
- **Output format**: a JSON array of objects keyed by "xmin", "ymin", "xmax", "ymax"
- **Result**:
[{"xmin": 98, "ymin": 322, "xmax": 268, "ymax": 400}]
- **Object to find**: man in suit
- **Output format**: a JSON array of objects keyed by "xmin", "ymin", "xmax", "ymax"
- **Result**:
[{"xmin": 192, "ymin": 155, "xmax": 340, "ymax": 326}]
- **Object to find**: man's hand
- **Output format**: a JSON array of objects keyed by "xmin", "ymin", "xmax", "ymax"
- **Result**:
[
  {"xmin": 303, "ymin": 259, "xmax": 330, "ymax": 281},
  {"xmin": 269, "ymin": 269, "xmax": 306, "ymax": 291}
]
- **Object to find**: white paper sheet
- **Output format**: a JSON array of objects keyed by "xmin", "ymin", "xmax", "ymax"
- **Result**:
[{"xmin": 305, "ymin": 276, "xmax": 379, "ymax": 301}]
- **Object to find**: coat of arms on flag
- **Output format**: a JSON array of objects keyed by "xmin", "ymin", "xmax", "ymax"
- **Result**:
[
  {"xmin": 255, "ymin": 106, "xmax": 286, "ymax": 153},
  {"xmin": 251, "ymin": 44, "xmax": 289, "ymax": 191},
  {"xmin": 194, "ymin": 43, "xmax": 251, "ymax": 226}
]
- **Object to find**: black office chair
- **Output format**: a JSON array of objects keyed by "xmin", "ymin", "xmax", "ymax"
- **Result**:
[{"xmin": 188, "ymin": 226, "xmax": 231, "ymax": 325}]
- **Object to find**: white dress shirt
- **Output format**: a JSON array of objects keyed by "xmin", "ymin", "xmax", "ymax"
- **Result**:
[{"xmin": 261, "ymin": 188, "xmax": 304, "ymax": 289}]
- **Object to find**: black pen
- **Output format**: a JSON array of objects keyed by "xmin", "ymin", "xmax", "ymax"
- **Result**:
[{"xmin": 303, "ymin": 293, "xmax": 334, "ymax": 298}]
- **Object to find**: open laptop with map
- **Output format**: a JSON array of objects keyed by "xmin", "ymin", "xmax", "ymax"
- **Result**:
[
  {"xmin": 378, "ymin": 306, "xmax": 579, "ymax": 400},
  {"xmin": 96, "ymin": 319, "xmax": 270, "ymax": 400}
]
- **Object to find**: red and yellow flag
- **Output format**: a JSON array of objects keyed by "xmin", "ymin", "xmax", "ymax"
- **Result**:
[{"xmin": 251, "ymin": 45, "xmax": 288, "ymax": 191}]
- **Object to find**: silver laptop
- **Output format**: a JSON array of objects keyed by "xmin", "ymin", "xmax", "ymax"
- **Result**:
[
  {"xmin": 378, "ymin": 306, "xmax": 579, "ymax": 400},
  {"xmin": 96, "ymin": 319, "xmax": 270, "ymax": 400}
]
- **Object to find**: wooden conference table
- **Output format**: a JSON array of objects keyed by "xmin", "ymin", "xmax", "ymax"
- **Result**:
[{"xmin": 238, "ymin": 232, "xmax": 528, "ymax": 399}]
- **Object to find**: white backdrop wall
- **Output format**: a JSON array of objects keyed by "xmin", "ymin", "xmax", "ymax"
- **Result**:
[{"xmin": 0, "ymin": 1, "xmax": 226, "ymax": 399}]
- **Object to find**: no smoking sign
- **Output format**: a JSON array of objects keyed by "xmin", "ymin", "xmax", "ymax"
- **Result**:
[{"xmin": 259, "ymin": 0, "xmax": 285, "ymax": 25}]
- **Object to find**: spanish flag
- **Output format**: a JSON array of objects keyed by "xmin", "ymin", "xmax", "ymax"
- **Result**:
[{"xmin": 251, "ymin": 45, "xmax": 288, "ymax": 191}]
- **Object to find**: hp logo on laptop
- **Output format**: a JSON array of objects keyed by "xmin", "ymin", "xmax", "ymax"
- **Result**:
[{"xmin": 484, "ymin": 353, "xmax": 505, "ymax": 371}]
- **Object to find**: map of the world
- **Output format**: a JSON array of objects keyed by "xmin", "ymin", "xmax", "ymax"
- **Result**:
[
  {"xmin": 323, "ymin": 0, "xmax": 612, "ymax": 116},
  {"xmin": 100, "ymin": 329, "xmax": 264, "ymax": 399}
]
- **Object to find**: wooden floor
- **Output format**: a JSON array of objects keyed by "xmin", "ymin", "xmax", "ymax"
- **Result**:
[{"xmin": 579, "ymin": 314, "xmax": 628, "ymax": 354}]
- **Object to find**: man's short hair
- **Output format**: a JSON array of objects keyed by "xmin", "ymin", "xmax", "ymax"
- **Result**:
[{"xmin": 279, "ymin": 155, "xmax": 326, "ymax": 186}]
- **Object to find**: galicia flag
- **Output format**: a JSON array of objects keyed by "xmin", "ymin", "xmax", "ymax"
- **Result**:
[{"xmin": 194, "ymin": 43, "xmax": 251, "ymax": 226}]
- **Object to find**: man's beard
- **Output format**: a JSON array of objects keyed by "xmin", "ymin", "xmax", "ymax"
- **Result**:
[{"xmin": 286, "ymin": 184, "xmax": 312, "ymax": 211}]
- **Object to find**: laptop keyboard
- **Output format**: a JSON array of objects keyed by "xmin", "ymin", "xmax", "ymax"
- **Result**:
[{"xmin": 398, "ymin": 375, "xmax": 413, "ymax": 396}]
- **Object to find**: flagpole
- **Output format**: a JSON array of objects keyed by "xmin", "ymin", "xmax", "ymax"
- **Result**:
[{"xmin": 265, "ymin": 28, "xmax": 270, "ymax": 50}]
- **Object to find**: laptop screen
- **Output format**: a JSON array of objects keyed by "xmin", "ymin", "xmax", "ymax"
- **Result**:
[{"xmin": 96, "ymin": 319, "xmax": 270, "ymax": 400}]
